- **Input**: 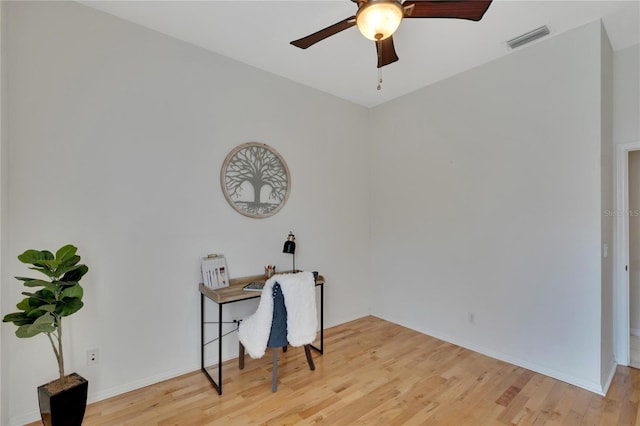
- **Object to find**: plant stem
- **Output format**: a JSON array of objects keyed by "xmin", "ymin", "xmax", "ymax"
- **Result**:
[
  {"xmin": 57, "ymin": 316, "xmax": 65, "ymax": 386},
  {"xmin": 47, "ymin": 317, "xmax": 65, "ymax": 386}
]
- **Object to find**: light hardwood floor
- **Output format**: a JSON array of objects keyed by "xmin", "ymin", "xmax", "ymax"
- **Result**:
[{"xmin": 30, "ymin": 316, "xmax": 640, "ymax": 425}]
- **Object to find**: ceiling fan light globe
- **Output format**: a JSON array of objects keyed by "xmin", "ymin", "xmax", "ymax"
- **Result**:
[{"xmin": 356, "ymin": 1, "xmax": 403, "ymax": 41}]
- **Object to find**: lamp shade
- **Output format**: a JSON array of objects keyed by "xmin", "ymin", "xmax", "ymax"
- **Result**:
[
  {"xmin": 356, "ymin": 0, "xmax": 403, "ymax": 41},
  {"xmin": 283, "ymin": 232, "xmax": 296, "ymax": 254}
]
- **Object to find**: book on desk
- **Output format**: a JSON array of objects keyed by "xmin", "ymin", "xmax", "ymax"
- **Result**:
[{"xmin": 242, "ymin": 281, "xmax": 265, "ymax": 292}]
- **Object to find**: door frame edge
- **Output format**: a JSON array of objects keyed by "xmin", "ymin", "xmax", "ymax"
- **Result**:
[{"xmin": 614, "ymin": 141, "xmax": 640, "ymax": 366}]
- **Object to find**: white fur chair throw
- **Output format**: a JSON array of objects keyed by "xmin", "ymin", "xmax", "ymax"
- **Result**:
[{"xmin": 238, "ymin": 271, "xmax": 317, "ymax": 359}]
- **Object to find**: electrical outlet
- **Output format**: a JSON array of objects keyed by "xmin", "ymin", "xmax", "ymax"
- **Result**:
[{"xmin": 87, "ymin": 349, "xmax": 99, "ymax": 366}]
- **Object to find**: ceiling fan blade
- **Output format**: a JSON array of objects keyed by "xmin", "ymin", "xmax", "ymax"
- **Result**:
[
  {"xmin": 403, "ymin": 0, "xmax": 493, "ymax": 21},
  {"xmin": 290, "ymin": 16, "xmax": 357, "ymax": 49},
  {"xmin": 376, "ymin": 36, "xmax": 399, "ymax": 68}
]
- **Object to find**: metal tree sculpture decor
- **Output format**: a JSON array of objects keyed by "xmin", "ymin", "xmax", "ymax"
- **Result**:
[{"xmin": 221, "ymin": 142, "xmax": 291, "ymax": 218}]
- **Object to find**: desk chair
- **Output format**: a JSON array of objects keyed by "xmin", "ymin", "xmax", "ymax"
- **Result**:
[{"xmin": 238, "ymin": 271, "xmax": 317, "ymax": 392}]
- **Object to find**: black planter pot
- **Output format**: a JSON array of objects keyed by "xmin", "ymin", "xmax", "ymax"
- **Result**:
[{"xmin": 37, "ymin": 373, "xmax": 88, "ymax": 426}]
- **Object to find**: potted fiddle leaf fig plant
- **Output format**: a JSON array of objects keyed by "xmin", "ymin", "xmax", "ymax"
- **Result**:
[{"xmin": 2, "ymin": 244, "xmax": 89, "ymax": 426}]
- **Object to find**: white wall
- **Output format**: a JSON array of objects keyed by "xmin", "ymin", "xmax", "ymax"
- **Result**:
[
  {"xmin": 1, "ymin": 2, "xmax": 371, "ymax": 424},
  {"xmin": 600, "ymin": 22, "xmax": 615, "ymax": 388},
  {"xmin": 369, "ymin": 21, "xmax": 607, "ymax": 393},
  {"xmin": 613, "ymin": 44, "xmax": 640, "ymax": 146},
  {"xmin": 0, "ymin": 2, "xmax": 5, "ymax": 424}
]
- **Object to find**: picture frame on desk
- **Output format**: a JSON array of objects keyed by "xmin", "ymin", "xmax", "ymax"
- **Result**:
[{"xmin": 201, "ymin": 255, "xmax": 229, "ymax": 289}]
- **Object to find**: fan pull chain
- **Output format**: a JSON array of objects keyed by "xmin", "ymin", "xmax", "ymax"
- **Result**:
[{"xmin": 376, "ymin": 36, "xmax": 383, "ymax": 91}]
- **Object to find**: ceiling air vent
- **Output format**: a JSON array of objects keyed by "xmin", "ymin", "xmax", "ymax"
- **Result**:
[{"xmin": 507, "ymin": 25, "xmax": 550, "ymax": 49}]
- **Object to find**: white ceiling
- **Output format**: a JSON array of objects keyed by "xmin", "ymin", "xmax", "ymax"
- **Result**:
[{"xmin": 80, "ymin": 0, "xmax": 640, "ymax": 107}]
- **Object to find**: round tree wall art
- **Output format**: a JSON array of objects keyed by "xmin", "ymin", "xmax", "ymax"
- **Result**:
[{"xmin": 221, "ymin": 142, "xmax": 291, "ymax": 218}]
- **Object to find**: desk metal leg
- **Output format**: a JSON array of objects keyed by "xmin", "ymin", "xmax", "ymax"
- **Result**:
[
  {"xmin": 217, "ymin": 301, "xmax": 223, "ymax": 394},
  {"xmin": 200, "ymin": 293, "xmax": 222, "ymax": 394},
  {"xmin": 310, "ymin": 282, "xmax": 324, "ymax": 354}
]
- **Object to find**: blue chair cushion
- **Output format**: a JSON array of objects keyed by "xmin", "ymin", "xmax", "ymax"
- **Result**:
[{"xmin": 267, "ymin": 283, "xmax": 288, "ymax": 348}]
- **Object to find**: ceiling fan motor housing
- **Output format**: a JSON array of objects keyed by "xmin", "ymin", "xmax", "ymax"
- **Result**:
[{"xmin": 355, "ymin": 0, "xmax": 404, "ymax": 41}]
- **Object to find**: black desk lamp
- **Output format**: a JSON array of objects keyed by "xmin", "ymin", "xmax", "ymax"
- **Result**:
[{"xmin": 283, "ymin": 231, "xmax": 296, "ymax": 272}]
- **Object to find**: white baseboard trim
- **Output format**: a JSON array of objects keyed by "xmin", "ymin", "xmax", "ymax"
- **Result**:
[
  {"xmin": 9, "ymin": 354, "xmax": 240, "ymax": 426},
  {"xmin": 9, "ymin": 410, "xmax": 41, "ymax": 426},
  {"xmin": 87, "ymin": 365, "xmax": 198, "ymax": 405},
  {"xmin": 90, "ymin": 348, "xmax": 246, "ymax": 405},
  {"xmin": 374, "ymin": 314, "xmax": 607, "ymax": 396},
  {"xmin": 601, "ymin": 358, "xmax": 618, "ymax": 395},
  {"xmin": 630, "ymin": 328, "xmax": 640, "ymax": 337}
]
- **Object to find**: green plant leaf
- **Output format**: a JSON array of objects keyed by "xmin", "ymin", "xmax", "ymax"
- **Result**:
[
  {"xmin": 25, "ymin": 308, "xmax": 56, "ymax": 319},
  {"xmin": 61, "ymin": 284, "xmax": 83, "ymax": 299},
  {"xmin": 21, "ymin": 279, "xmax": 51, "ymax": 288},
  {"xmin": 2, "ymin": 312, "xmax": 30, "ymax": 324},
  {"xmin": 34, "ymin": 288, "xmax": 55, "ymax": 299},
  {"xmin": 21, "ymin": 292, "xmax": 55, "ymax": 304},
  {"xmin": 19, "ymin": 313, "xmax": 57, "ymax": 335},
  {"xmin": 16, "ymin": 298, "xmax": 30, "ymax": 311},
  {"xmin": 56, "ymin": 262, "xmax": 83, "ymax": 277},
  {"xmin": 55, "ymin": 245, "xmax": 77, "ymax": 262},
  {"xmin": 33, "ymin": 312, "xmax": 54, "ymax": 324},
  {"xmin": 34, "ymin": 312, "xmax": 54, "ymax": 324},
  {"xmin": 28, "ymin": 266, "xmax": 58, "ymax": 278},
  {"xmin": 30, "ymin": 323, "xmax": 56, "ymax": 333},
  {"xmin": 59, "ymin": 254, "xmax": 80, "ymax": 266},
  {"xmin": 16, "ymin": 324, "xmax": 43, "ymax": 338},
  {"xmin": 34, "ymin": 259, "xmax": 61, "ymax": 272},
  {"xmin": 18, "ymin": 249, "xmax": 54, "ymax": 265},
  {"xmin": 19, "ymin": 289, "xmax": 56, "ymax": 307},
  {"xmin": 56, "ymin": 298, "xmax": 83, "ymax": 317},
  {"xmin": 39, "ymin": 304, "xmax": 56, "ymax": 312},
  {"xmin": 64, "ymin": 254, "xmax": 81, "ymax": 266},
  {"xmin": 17, "ymin": 296, "xmax": 44, "ymax": 310},
  {"xmin": 62, "ymin": 264, "xmax": 88, "ymax": 282}
]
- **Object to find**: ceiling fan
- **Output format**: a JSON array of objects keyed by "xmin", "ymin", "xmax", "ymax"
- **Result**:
[{"xmin": 290, "ymin": 0, "xmax": 493, "ymax": 69}]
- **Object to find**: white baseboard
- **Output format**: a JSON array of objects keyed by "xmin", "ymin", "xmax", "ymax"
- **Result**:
[
  {"xmin": 9, "ymin": 355, "xmax": 240, "ymax": 426},
  {"xmin": 9, "ymin": 410, "xmax": 41, "ymax": 426},
  {"xmin": 9, "ymin": 364, "xmax": 201, "ymax": 426},
  {"xmin": 630, "ymin": 328, "xmax": 640, "ymax": 337},
  {"xmin": 375, "ymin": 314, "xmax": 607, "ymax": 396},
  {"xmin": 601, "ymin": 358, "xmax": 618, "ymax": 395},
  {"xmin": 87, "ymin": 365, "xmax": 199, "ymax": 405}
]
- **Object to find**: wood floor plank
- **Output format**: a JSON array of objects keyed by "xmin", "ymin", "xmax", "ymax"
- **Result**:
[{"xmin": 26, "ymin": 316, "xmax": 640, "ymax": 425}]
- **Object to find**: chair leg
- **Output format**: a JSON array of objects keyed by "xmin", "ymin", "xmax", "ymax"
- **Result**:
[
  {"xmin": 304, "ymin": 345, "xmax": 315, "ymax": 371},
  {"xmin": 239, "ymin": 342, "xmax": 245, "ymax": 370},
  {"xmin": 272, "ymin": 348, "xmax": 278, "ymax": 392}
]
